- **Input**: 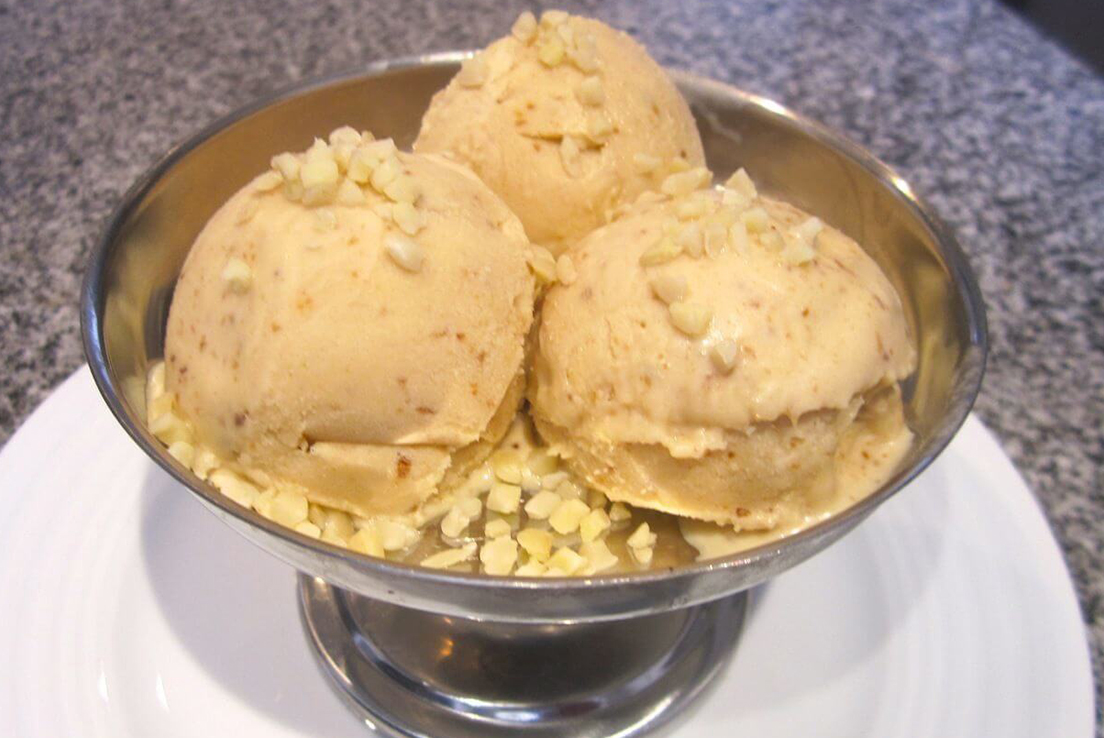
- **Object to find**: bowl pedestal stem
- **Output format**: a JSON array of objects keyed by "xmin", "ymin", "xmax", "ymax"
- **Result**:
[{"xmin": 298, "ymin": 574, "xmax": 747, "ymax": 737}]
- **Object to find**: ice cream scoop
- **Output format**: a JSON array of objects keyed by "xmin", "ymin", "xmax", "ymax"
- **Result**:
[
  {"xmin": 162, "ymin": 127, "xmax": 537, "ymax": 519},
  {"xmin": 415, "ymin": 10, "xmax": 705, "ymax": 255},
  {"xmin": 530, "ymin": 168, "xmax": 916, "ymax": 530}
]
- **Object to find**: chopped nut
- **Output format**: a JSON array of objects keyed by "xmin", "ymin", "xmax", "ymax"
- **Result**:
[
  {"xmin": 555, "ymin": 254, "xmax": 577, "ymax": 285},
  {"xmin": 193, "ymin": 448, "xmax": 219, "ymax": 480},
  {"xmin": 725, "ymin": 167, "xmax": 758, "ymax": 199},
  {"xmin": 554, "ymin": 479, "xmax": 584, "ymax": 500},
  {"xmin": 669, "ymin": 301, "xmax": 712, "ymax": 336},
  {"xmin": 609, "ymin": 502, "xmax": 632, "ymax": 522},
  {"xmin": 335, "ymin": 179, "xmax": 365, "ymax": 206},
  {"xmin": 541, "ymin": 470, "xmax": 570, "ymax": 490},
  {"xmin": 555, "ymin": 20, "xmax": 574, "ymax": 44},
  {"xmin": 383, "ymin": 174, "xmax": 421, "ymax": 205},
  {"xmin": 305, "ymin": 137, "xmax": 333, "ymax": 163},
  {"xmin": 209, "ymin": 469, "xmax": 258, "ymax": 508},
  {"xmin": 480, "ymin": 536, "xmax": 518, "ymax": 575},
  {"xmin": 520, "ymin": 469, "xmax": 542, "ymax": 494},
  {"xmin": 221, "ymin": 257, "xmax": 252, "ymax": 293},
  {"xmin": 795, "ymin": 216, "xmax": 824, "ymax": 243},
  {"xmin": 485, "ymin": 518, "xmax": 512, "ymax": 539},
  {"xmin": 630, "ymin": 544, "xmax": 654, "ymax": 566},
  {"xmin": 722, "ymin": 188, "xmax": 752, "ymax": 211},
  {"xmin": 568, "ymin": 32, "xmax": 599, "ymax": 72},
  {"xmin": 538, "ymin": 36, "xmax": 566, "ymax": 66},
  {"xmin": 492, "ymin": 448, "xmax": 525, "ymax": 484},
  {"xmin": 147, "ymin": 386, "xmax": 174, "ymax": 424},
  {"xmin": 149, "ymin": 407, "xmax": 191, "ymax": 445},
  {"xmin": 376, "ymin": 519, "xmax": 420, "ymax": 551},
  {"xmin": 741, "ymin": 207, "xmax": 770, "ymax": 233},
  {"xmin": 167, "ymin": 440, "xmax": 195, "ymax": 468},
  {"xmin": 526, "ymin": 448, "xmax": 559, "ymax": 476},
  {"xmin": 282, "ymin": 179, "xmax": 305, "ymax": 202},
  {"xmin": 456, "ymin": 54, "xmax": 489, "ymax": 88},
  {"xmin": 487, "ymin": 482, "xmax": 522, "ymax": 514},
  {"xmin": 349, "ymin": 528, "xmax": 385, "ymax": 557},
  {"xmin": 294, "ymin": 521, "xmax": 322, "ymax": 539},
  {"xmin": 252, "ymin": 489, "xmax": 275, "ymax": 519},
  {"xmin": 331, "ymin": 144, "xmax": 355, "ymax": 172},
  {"xmin": 254, "ymin": 170, "xmax": 283, "ymax": 192},
  {"xmin": 528, "ymin": 245, "xmax": 558, "ymax": 283},
  {"xmin": 639, "ymin": 237, "xmax": 682, "ymax": 266},
  {"xmin": 579, "ymin": 508, "xmax": 611, "ymax": 543},
  {"xmin": 328, "ymin": 126, "xmax": 362, "ymax": 148},
  {"xmin": 549, "ymin": 498, "xmax": 590, "ymax": 535},
  {"xmin": 321, "ymin": 509, "xmax": 355, "ymax": 539},
  {"xmin": 585, "ymin": 110, "xmax": 614, "ymax": 141},
  {"xmin": 271, "ymin": 152, "xmax": 301, "ymax": 182},
  {"xmin": 517, "ymin": 528, "xmax": 554, "ymax": 561},
  {"xmin": 728, "ymin": 221, "xmax": 750, "ymax": 252},
  {"xmin": 320, "ymin": 527, "xmax": 347, "ymax": 547},
  {"xmin": 677, "ymin": 196, "xmax": 712, "ymax": 220},
  {"xmin": 627, "ymin": 522, "xmax": 657, "ymax": 549},
  {"xmin": 661, "ymin": 167, "xmax": 711, "ymax": 197},
  {"xmin": 546, "ymin": 546, "xmax": 586, "ymax": 575},
  {"xmin": 300, "ymin": 156, "xmax": 340, "ymax": 192},
  {"xmin": 147, "ymin": 360, "xmax": 166, "ymax": 400},
  {"xmin": 457, "ymin": 496, "xmax": 483, "ymax": 519},
  {"xmin": 576, "ymin": 75, "xmax": 605, "ymax": 106},
  {"xmin": 370, "ymin": 156, "xmax": 401, "ymax": 192},
  {"xmin": 710, "ymin": 339, "xmax": 739, "ymax": 374},
  {"xmin": 515, "ymin": 560, "xmax": 547, "ymax": 576},
  {"xmin": 271, "ymin": 490, "xmax": 309, "ymax": 528},
  {"xmin": 346, "ymin": 148, "xmax": 376, "ymax": 183},
  {"xmin": 704, "ymin": 223, "xmax": 728, "ymax": 257},
  {"xmin": 392, "ymin": 202, "xmax": 425, "ymax": 236},
  {"xmin": 525, "ymin": 490, "xmax": 562, "ymax": 519},
  {"xmin": 579, "ymin": 539, "xmax": 619, "ymax": 573},
  {"xmin": 421, "ymin": 543, "xmax": 477, "ymax": 569},
  {"xmin": 560, "ymin": 135, "xmax": 583, "ymax": 178},
  {"xmin": 650, "ymin": 273, "xmax": 688, "ymax": 304},
  {"xmin": 383, "ymin": 233, "xmax": 424, "ymax": 272},
  {"xmin": 511, "ymin": 10, "xmax": 538, "ymax": 42},
  {"xmin": 676, "ymin": 223, "xmax": 704, "ymax": 258},
  {"xmin": 780, "ymin": 237, "xmax": 816, "ymax": 265},
  {"xmin": 540, "ymin": 9, "xmax": 569, "ymax": 27},
  {"xmin": 441, "ymin": 506, "xmax": 470, "ymax": 538}
]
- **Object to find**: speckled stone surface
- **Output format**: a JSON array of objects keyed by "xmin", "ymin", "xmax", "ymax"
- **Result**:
[{"xmin": 1, "ymin": 0, "xmax": 1101, "ymax": 727}]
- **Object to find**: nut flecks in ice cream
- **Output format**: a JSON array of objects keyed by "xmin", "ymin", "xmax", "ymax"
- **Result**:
[
  {"xmin": 415, "ymin": 12, "xmax": 705, "ymax": 254},
  {"xmin": 529, "ymin": 168, "xmax": 916, "ymax": 531},
  {"xmin": 162, "ymin": 128, "xmax": 536, "ymax": 524},
  {"xmin": 668, "ymin": 301, "xmax": 712, "ymax": 336}
]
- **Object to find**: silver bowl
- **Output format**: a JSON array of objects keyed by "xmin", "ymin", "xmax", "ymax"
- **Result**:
[{"xmin": 81, "ymin": 53, "xmax": 986, "ymax": 737}]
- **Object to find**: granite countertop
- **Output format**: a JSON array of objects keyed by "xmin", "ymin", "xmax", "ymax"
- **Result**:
[{"xmin": 1, "ymin": 0, "xmax": 1101, "ymax": 728}]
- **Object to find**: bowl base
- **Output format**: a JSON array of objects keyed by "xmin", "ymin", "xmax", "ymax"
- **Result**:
[{"xmin": 298, "ymin": 574, "xmax": 746, "ymax": 737}]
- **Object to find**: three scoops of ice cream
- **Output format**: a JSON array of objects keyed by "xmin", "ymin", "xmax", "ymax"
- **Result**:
[{"xmin": 147, "ymin": 10, "xmax": 916, "ymax": 575}]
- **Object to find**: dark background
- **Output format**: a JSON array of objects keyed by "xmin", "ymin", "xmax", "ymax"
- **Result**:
[{"xmin": 1004, "ymin": 0, "xmax": 1104, "ymax": 71}]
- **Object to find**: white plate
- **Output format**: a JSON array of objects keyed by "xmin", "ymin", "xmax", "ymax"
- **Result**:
[{"xmin": 0, "ymin": 369, "xmax": 1093, "ymax": 737}]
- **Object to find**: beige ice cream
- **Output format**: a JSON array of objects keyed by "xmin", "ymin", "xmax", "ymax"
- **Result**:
[
  {"xmin": 530, "ymin": 168, "xmax": 916, "ymax": 530},
  {"xmin": 162, "ymin": 127, "xmax": 536, "ymax": 520},
  {"xmin": 415, "ymin": 11, "xmax": 705, "ymax": 255}
]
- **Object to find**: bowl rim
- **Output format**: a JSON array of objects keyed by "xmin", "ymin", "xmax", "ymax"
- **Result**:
[{"xmin": 81, "ymin": 51, "xmax": 988, "ymax": 593}]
